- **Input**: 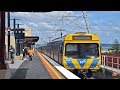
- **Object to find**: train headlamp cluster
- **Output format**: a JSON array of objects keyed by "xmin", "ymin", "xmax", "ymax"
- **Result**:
[{"xmin": 95, "ymin": 65, "xmax": 99, "ymax": 68}]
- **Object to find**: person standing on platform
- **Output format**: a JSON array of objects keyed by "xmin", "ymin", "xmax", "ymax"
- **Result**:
[
  {"xmin": 22, "ymin": 47, "xmax": 28, "ymax": 60},
  {"xmin": 27, "ymin": 47, "xmax": 34, "ymax": 62},
  {"xmin": 22, "ymin": 47, "xmax": 25, "ymax": 60},
  {"xmin": 9, "ymin": 45, "xmax": 15, "ymax": 64}
]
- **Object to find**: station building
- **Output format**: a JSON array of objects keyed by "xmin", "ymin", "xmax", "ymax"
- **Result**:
[{"xmin": 5, "ymin": 28, "xmax": 39, "ymax": 59}]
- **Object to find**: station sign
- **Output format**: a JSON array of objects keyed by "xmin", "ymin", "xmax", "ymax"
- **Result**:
[
  {"xmin": 16, "ymin": 39, "xmax": 24, "ymax": 43},
  {"xmin": 15, "ymin": 33, "xmax": 25, "ymax": 39}
]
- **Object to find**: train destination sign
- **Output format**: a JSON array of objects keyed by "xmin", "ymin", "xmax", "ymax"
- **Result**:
[{"xmin": 73, "ymin": 36, "xmax": 92, "ymax": 40}]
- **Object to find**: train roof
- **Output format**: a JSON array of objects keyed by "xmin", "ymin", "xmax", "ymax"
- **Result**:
[
  {"xmin": 64, "ymin": 33, "xmax": 99, "ymax": 41},
  {"xmin": 50, "ymin": 35, "xmax": 66, "ymax": 43},
  {"xmin": 47, "ymin": 32, "xmax": 99, "ymax": 44}
]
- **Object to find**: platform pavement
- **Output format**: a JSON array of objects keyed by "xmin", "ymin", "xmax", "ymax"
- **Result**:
[
  {"xmin": 0, "ymin": 52, "xmax": 79, "ymax": 79},
  {"xmin": 0, "ymin": 55, "xmax": 26, "ymax": 79},
  {"xmin": 10, "ymin": 53, "xmax": 52, "ymax": 79},
  {"xmin": 0, "ymin": 53, "xmax": 53, "ymax": 79}
]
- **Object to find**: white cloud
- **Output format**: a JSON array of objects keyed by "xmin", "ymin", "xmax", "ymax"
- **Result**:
[
  {"xmin": 46, "ymin": 11, "xmax": 74, "ymax": 17},
  {"xmin": 21, "ymin": 24, "xmax": 29, "ymax": 28},
  {"xmin": 9, "ymin": 11, "xmax": 120, "ymax": 44},
  {"xmin": 29, "ymin": 22, "xmax": 38, "ymax": 27},
  {"xmin": 12, "ymin": 12, "xmax": 32, "ymax": 18},
  {"xmin": 97, "ymin": 11, "xmax": 120, "ymax": 14},
  {"xmin": 11, "ymin": 11, "xmax": 74, "ymax": 30},
  {"xmin": 12, "ymin": 11, "xmax": 74, "ymax": 21},
  {"xmin": 38, "ymin": 22, "xmax": 53, "ymax": 30},
  {"xmin": 111, "ymin": 25, "xmax": 120, "ymax": 31}
]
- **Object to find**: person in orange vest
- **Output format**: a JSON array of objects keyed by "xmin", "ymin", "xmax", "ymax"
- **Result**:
[{"xmin": 27, "ymin": 47, "xmax": 34, "ymax": 62}]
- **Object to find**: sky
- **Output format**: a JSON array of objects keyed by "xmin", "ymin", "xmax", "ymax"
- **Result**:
[{"xmin": 6, "ymin": 11, "xmax": 120, "ymax": 44}]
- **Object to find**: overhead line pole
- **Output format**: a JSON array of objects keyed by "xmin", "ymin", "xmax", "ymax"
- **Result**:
[
  {"xmin": 16, "ymin": 24, "xmax": 23, "ymax": 28},
  {"xmin": 7, "ymin": 12, "xmax": 11, "ymax": 61},
  {"xmin": 82, "ymin": 11, "xmax": 90, "ymax": 33},
  {"xmin": 10, "ymin": 18, "xmax": 19, "ymax": 29}
]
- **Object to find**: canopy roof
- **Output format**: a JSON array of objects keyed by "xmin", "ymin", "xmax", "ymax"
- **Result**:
[{"xmin": 24, "ymin": 36, "xmax": 39, "ymax": 43}]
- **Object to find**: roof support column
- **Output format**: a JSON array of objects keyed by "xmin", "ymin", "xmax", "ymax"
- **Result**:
[{"xmin": 0, "ymin": 12, "xmax": 7, "ymax": 70}]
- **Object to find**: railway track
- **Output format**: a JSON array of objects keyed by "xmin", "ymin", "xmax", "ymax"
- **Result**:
[
  {"xmin": 72, "ymin": 68, "xmax": 120, "ymax": 79},
  {"xmin": 93, "ymin": 68, "xmax": 120, "ymax": 79}
]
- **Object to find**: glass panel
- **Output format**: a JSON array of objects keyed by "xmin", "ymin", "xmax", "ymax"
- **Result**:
[
  {"xmin": 66, "ymin": 44, "xmax": 77, "ymax": 51},
  {"xmin": 66, "ymin": 44, "xmax": 78, "ymax": 58},
  {"xmin": 86, "ymin": 44, "xmax": 98, "ymax": 58},
  {"xmin": 65, "ymin": 43, "xmax": 99, "ymax": 59}
]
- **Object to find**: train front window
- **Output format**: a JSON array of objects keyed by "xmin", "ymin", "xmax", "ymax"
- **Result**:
[
  {"xmin": 65, "ymin": 43, "xmax": 99, "ymax": 59},
  {"xmin": 65, "ymin": 44, "xmax": 78, "ymax": 58},
  {"xmin": 84, "ymin": 44, "xmax": 99, "ymax": 58}
]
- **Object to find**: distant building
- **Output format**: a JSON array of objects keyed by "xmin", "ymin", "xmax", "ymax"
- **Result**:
[
  {"xmin": 5, "ymin": 29, "xmax": 15, "ymax": 59},
  {"xmin": 5, "ymin": 28, "xmax": 33, "ymax": 59},
  {"xmin": 23, "ymin": 28, "xmax": 32, "ymax": 36}
]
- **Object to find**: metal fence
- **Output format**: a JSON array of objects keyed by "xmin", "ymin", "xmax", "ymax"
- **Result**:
[{"xmin": 101, "ymin": 55, "xmax": 120, "ymax": 70}]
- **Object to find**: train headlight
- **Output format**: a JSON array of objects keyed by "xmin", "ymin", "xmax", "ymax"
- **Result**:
[
  {"xmin": 95, "ymin": 65, "xmax": 99, "ymax": 68},
  {"xmin": 66, "ymin": 65, "xmax": 69, "ymax": 68},
  {"xmin": 86, "ymin": 56, "xmax": 95, "ymax": 59}
]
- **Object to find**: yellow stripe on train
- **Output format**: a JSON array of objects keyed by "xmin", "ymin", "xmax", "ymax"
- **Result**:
[
  {"xmin": 82, "ymin": 59, "xmax": 93, "ymax": 68},
  {"xmin": 65, "ymin": 58, "xmax": 100, "ymax": 69},
  {"xmin": 71, "ymin": 59, "xmax": 81, "ymax": 68}
]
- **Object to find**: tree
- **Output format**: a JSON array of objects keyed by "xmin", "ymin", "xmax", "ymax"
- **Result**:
[{"xmin": 112, "ymin": 39, "xmax": 120, "ymax": 54}]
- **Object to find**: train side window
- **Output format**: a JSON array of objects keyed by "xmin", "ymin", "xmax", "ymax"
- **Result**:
[
  {"xmin": 100, "ymin": 46, "xmax": 101, "ymax": 51},
  {"xmin": 60, "ymin": 47, "xmax": 62, "ymax": 53},
  {"xmin": 58, "ymin": 42, "xmax": 63, "ymax": 53}
]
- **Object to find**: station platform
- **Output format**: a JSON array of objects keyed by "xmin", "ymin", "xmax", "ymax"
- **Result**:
[
  {"xmin": 10, "ymin": 53, "xmax": 52, "ymax": 79},
  {"xmin": 0, "ymin": 52, "xmax": 79, "ymax": 79}
]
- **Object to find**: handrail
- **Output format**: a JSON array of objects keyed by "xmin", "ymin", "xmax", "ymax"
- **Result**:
[{"xmin": 101, "ymin": 55, "xmax": 120, "ymax": 69}]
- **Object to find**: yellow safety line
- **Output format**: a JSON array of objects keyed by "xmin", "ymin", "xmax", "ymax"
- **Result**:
[{"xmin": 37, "ymin": 52, "xmax": 64, "ymax": 79}]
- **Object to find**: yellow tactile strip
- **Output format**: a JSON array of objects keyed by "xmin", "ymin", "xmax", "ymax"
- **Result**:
[{"xmin": 37, "ymin": 52, "xmax": 65, "ymax": 79}]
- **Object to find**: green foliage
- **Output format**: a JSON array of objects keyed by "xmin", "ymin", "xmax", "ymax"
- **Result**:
[{"xmin": 111, "ymin": 39, "xmax": 120, "ymax": 54}]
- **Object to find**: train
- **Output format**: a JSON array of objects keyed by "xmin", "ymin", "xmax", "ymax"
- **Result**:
[{"xmin": 38, "ymin": 32, "xmax": 101, "ymax": 75}]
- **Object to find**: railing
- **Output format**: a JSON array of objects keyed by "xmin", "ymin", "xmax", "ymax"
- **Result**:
[{"xmin": 101, "ymin": 55, "xmax": 120, "ymax": 70}]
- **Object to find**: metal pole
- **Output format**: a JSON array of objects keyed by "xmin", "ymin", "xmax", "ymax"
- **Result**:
[
  {"xmin": 10, "ymin": 18, "xmax": 19, "ymax": 29},
  {"xmin": 117, "ymin": 57, "xmax": 119, "ymax": 69},
  {"xmin": 82, "ymin": 11, "xmax": 90, "ymax": 33},
  {"xmin": 103, "ymin": 55, "xmax": 106, "ymax": 79},
  {"xmin": 10, "ymin": 18, "xmax": 19, "ymax": 56},
  {"xmin": 8, "ymin": 12, "xmax": 10, "ymax": 61},
  {"xmin": 61, "ymin": 32, "xmax": 62, "ymax": 37},
  {"xmin": 13, "ymin": 18, "xmax": 16, "ymax": 28},
  {"xmin": 16, "ymin": 24, "xmax": 23, "ymax": 28},
  {"xmin": 13, "ymin": 18, "xmax": 19, "ymax": 28},
  {"xmin": 0, "ymin": 11, "xmax": 7, "ymax": 69},
  {"xmin": 17, "ymin": 24, "xmax": 19, "ymax": 28},
  {"xmin": 112, "ymin": 57, "xmax": 113, "ymax": 68},
  {"xmin": 8, "ymin": 12, "xmax": 10, "ymax": 28}
]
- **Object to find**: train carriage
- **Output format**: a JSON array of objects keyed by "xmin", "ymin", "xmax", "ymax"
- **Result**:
[{"xmin": 39, "ymin": 32, "xmax": 101, "ymax": 74}]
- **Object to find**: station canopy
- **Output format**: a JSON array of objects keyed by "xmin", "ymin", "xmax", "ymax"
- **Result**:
[{"xmin": 24, "ymin": 36, "xmax": 39, "ymax": 44}]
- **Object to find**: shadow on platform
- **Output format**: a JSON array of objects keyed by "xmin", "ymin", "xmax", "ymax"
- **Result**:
[{"xmin": 10, "ymin": 68, "xmax": 29, "ymax": 79}]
